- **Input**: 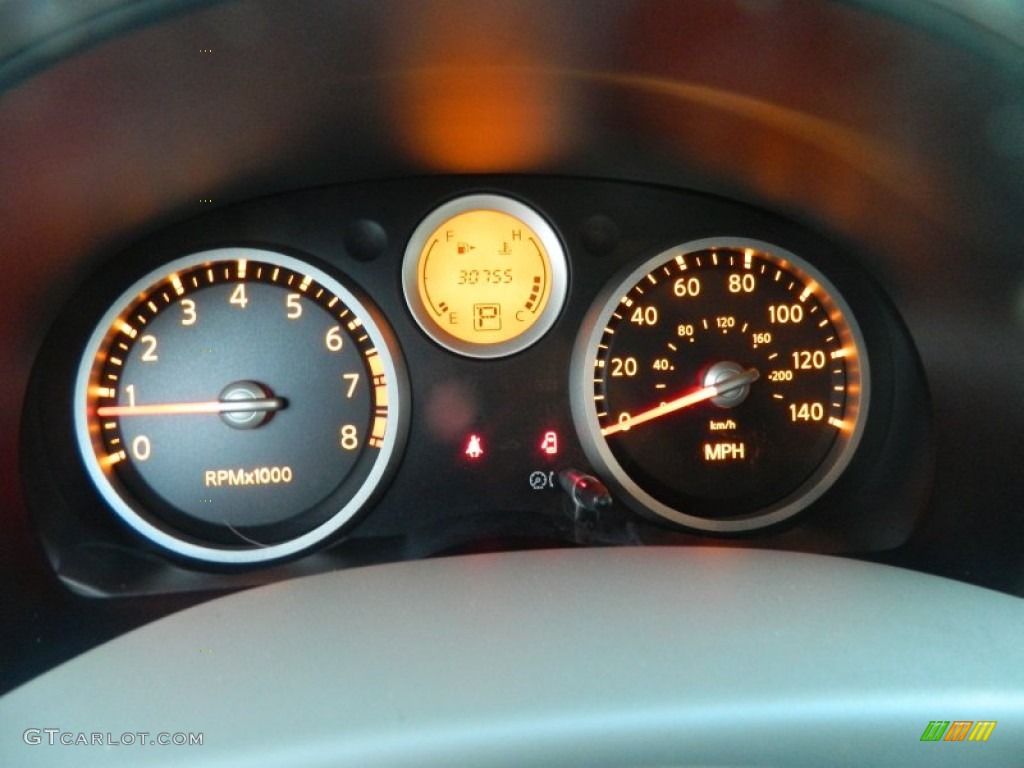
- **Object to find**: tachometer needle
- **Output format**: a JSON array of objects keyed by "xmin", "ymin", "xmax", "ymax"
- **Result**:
[
  {"xmin": 97, "ymin": 397, "xmax": 286, "ymax": 417},
  {"xmin": 601, "ymin": 367, "xmax": 759, "ymax": 437}
]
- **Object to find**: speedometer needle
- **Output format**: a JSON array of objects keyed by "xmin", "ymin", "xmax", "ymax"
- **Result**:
[
  {"xmin": 97, "ymin": 397, "xmax": 285, "ymax": 417},
  {"xmin": 600, "ymin": 367, "xmax": 760, "ymax": 437}
]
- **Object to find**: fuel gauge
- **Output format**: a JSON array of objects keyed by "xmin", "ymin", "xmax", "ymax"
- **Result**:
[{"xmin": 402, "ymin": 194, "xmax": 568, "ymax": 358}]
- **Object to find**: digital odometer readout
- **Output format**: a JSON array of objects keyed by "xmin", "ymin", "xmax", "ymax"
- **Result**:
[{"xmin": 403, "ymin": 194, "xmax": 568, "ymax": 359}]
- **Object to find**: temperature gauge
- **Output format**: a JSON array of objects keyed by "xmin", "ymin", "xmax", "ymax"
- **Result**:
[{"xmin": 402, "ymin": 194, "xmax": 568, "ymax": 358}]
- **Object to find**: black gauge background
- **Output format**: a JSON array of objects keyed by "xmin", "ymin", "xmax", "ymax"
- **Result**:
[
  {"xmin": 85, "ymin": 260, "xmax": 380, "ymax": 548},
  {"xmin": 21, "ymin": 176, "xmax": 932, "ymax": 598},
  {"xmin": 591, "ymin": 247, "xmax": 859, "ymax": 522}
]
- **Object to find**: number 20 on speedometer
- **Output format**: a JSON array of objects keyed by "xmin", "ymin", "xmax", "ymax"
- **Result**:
[{"xmin": 571, "ymin": 238, "xmax": 869, "ymax": 533}]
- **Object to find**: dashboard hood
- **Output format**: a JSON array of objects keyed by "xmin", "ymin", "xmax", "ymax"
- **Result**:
[{"xmin": 4, "ymin": 547, "xmax": 1024, "ymax": 767}]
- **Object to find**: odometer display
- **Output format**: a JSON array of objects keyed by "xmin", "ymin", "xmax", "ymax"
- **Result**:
[
  {"xmin": 402, "ymin": 194, "xmax": 568, "ymax": 358},
  {"xmin": 571, "ymin": 238, "xmax": 869, "ymax": 532}
]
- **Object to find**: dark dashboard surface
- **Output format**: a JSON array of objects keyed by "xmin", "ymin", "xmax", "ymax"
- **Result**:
[
  {"xmin": 2, "ymin": 0, "xmax": 1023, "ymax": 732},
  {"xmin": 21, "ymin": 175, "xmax": 929, "ymax": 596}
]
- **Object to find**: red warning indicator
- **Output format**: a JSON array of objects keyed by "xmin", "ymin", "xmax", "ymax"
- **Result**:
[
  {"xmin": 465, "ymin": 434, "xmax": 484, "ymax": 459},
  {"xmin": 540, "ymin": 430, "xmax": 559, "ymax": 456}
]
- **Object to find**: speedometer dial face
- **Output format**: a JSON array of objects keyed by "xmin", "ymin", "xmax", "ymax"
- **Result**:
[
  {"xmin": 75, "ymin": 248, "xmax": 408, "ymax": 564},
  {"xmin": 571, "ymin": 238, "xmax": 869, "ymax": 532}
]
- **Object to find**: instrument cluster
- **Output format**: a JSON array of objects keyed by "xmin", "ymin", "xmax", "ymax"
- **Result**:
[{"xmin": 21, "ymin": 176, "xmax": 932, "ymax": 596}]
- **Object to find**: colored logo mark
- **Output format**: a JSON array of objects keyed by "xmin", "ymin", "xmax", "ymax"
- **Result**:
[{"xmin": 920, "ymin": 720, "xmax": 996, "ymax": 742}]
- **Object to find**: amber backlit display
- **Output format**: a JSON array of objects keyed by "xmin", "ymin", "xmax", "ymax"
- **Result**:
[{"xmin": 403, "ymin": 195, "xmax": 568, "ymax": 358}]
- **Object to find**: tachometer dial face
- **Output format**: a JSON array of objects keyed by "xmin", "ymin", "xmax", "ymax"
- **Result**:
[
  {"xmin": 75, "ymin": 248, "xmax": 408, "ymax": 564},
  {"xmin": 571, "ymin": 238, "xmax": 869, "ymax": 532},
  {"xmin": 402, "ymin": 194, "xmax": 568, "ymax": 358}
]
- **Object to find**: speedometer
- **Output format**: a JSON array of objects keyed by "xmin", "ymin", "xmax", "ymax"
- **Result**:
[{"xmin": 571, "ymin": 238, "xmax": 869, "ymax": 532}]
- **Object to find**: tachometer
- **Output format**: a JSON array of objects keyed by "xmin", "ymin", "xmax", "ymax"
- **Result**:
[
  {"xmin": 571, "ymin": 238, "xmax": 869, "ymax": 532},
  {"xmin": 75, "ymin": 247, "xmax": 408, "ymax": 564}
]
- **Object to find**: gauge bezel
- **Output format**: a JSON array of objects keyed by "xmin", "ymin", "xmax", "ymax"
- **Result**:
[
  {"xmin": 401, "ymin": 193, "xmax": 569, "ymax": 359},
  {"xmin": 570, "ymin": 237, "xmax": 871, "ymax": 533},
  {"xmin": 74, "ymin": 247, "xmax": 410, "ymax": 564}
]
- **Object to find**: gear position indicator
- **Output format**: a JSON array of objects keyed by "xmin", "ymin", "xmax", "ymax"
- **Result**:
[{"xmin": 402, "ymin": 194, "xmax": 568, "ymax": 358}]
